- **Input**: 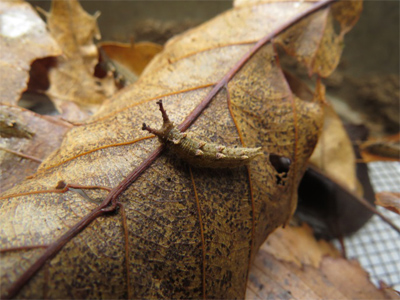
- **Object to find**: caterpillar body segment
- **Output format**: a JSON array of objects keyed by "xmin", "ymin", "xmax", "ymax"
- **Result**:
[{"xmin": 142, "ymin": 100, "xmax": 262, "ymax": 168}]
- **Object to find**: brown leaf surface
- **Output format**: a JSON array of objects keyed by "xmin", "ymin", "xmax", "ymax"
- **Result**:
[
  {"xmin": 257, "ymin": 224, "xmax": 339, "ymax": 268},
  {"xmin": 376, "ymin": 192, "xmax": 400, "ymax": 215},
  {"xmin": 99, "ymin": 41, "xmax": 163, "ymax": 85},
  {"xmin": 41, "ymin": 0, "xmax": 117, "ymax": 120},
  {"xmin": 246, "ymin": 224, "xmax": 395, "ymax": 300},
  {"xmin": 310, "ymin": 102, "xmax": 360, "ymax": 193},
  {"xmin": 0, "ymin": 1, "xmax": 361, "ymax": 298},
  {"xmin": 0, "ymin": 104, "xmax": 71, "ymax": 192},
  {"xmin": 360, "ymin": 133, "xmax": 400, "ymax": 162},
  {"xmin": 0, "ymin": 0, "xmax": 61, "ymax": 105}
]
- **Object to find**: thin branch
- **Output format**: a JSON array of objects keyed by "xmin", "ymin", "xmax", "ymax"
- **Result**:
[{"xmin": 0, "ymin": 147, "xmax": 42, "ymax": 163}]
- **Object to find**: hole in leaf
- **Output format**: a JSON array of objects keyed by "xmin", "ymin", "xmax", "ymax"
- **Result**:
[
  {"xmin": 269, "ymin": 153, "xmax": 291, "ymax": 186},
  {"xmin": 17, "ymin": 57, "xmax": 59, "ymax": 115},
  {"xmin": 269, "ymin": 153, "xmax": 291, "ymax": 173},
  {"xmin": 28, "ymin": 57, "xmax": 57, "ymax": 91},
  {"xmin": 18, "ymin": 92, "xmax": 58, "ymax": 116}
]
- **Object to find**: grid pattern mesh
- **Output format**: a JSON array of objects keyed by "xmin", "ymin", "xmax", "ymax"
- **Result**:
[{"xmin": 338, "ymin": 161, "xmax": 400, "ymax": 290}]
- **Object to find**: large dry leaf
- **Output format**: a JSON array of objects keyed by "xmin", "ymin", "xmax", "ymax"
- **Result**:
[
  {"xmin": 40, "ymin": 0, "xmax": 117, "ymax": 120},
  {"xmin": 0, "ymin": 0, "xmax": 61, "ymax": 104},
  {"xmin": 0, "ymin": 0, "xmax": 361, "ymax": 298},
  {"xmin": 0, "ymin": 104, "xmax": 71, "ymax": 192}
]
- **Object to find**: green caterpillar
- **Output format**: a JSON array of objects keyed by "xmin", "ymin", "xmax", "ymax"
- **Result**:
[{"xmin": 142, "ymin": 100, "xmax": 262, "ymax": 168}]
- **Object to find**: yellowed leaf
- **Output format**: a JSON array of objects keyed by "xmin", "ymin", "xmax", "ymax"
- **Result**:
[
  {"xmin": 310, "ymin": 103, "xmax": 359, "ymax": 193},
  {"xmin": 99, "ymin": 41, "xmax": 163, "ymax": 85},
  {"xmin": 41, "ymin": 0, "xmax": 117, "ymax": 120}
]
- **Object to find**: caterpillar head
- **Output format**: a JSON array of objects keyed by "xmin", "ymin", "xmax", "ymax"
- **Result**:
[{"xmin": 142, "ymin": 100, "xmax": 176, "ymax": 142}]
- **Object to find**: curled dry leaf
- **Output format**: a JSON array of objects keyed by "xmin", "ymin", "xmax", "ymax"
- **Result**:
[
  {"xmin": 301, "ymin": 98, "xmax": 378, "ymax": 238},
  {"xmin": 0, "ymin": 0, "xmax": 61, "ymax": 104},
  {"xmin": 40, "ymin": 0, "xmax": 117, "ymax": 120},
  {"xmin": 360, "ymin": 133, "xmax": 400, "ymax": 162},
  {"xmin": 0, "ymin": 104, "xmax": 71, "ymax": 192},
  {"xmin": 246, "ymin": 225, "xmax": 395, "ymax": 300},
  {"xmin": 0, "ymin": 0, "xmax": 362, "ymax": 298},
  {"xmin": 284, "ymin": 71, "xmax": 375, "ymax": 239},
  {"xmin": 375, "ymin": 192, "xmax": 400, "ymax": 215},
  {"xmin": 99, "ymin": 41, "xmax": 163, "ymax": 85},
  {"xmin": 310, "ymin": 103, "xmax": 359, "ymax": 193}
]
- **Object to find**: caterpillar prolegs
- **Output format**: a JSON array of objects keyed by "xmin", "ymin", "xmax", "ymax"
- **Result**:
[{"xmin": 142, "ymin": 100, "xmax": 262, "ymax": 168}]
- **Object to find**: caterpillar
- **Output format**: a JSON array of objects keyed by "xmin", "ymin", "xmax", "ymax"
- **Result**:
[{"xmin": 142, "ymin": 100, "xmax": 262, "ymax": 168}]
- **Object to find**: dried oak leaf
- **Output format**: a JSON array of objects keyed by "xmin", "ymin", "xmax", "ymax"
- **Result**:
[
  {"xmin": 98, "ymin": 41, "xmax": 163, "ymax": 85},
  {"xmin": 0, "ymin": 104, "xmax": 71, "ymax": 192},
  {"xmin": 0, "ymin": 0, "xmax": 61, "ymax": 105},
  {"xmin": 310, "ymin": 103, "xmax": 360, "ymax": 193},
  {"xmin": 360, "ymin": 133, "xmax": 400, "ymax": 162},
  {"xmin": 298, "ymin": 101, "xmax": 379, "ymax": 238},
  {"xmin": 0, "ymin": 0, "xmax": 361, "ymax": 298},
  {"xmin": 40, "ymin": 0, "xmax": 117, "ymax": 121},
  {"xmin": 375, "ymin": 192, "xmax": 400, "ymax": 215},
  {"xmin": 246, "ymin": 224, "xmax": 394, "ymax": 300}
]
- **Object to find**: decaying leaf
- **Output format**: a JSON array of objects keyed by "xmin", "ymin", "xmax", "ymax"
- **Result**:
[
  {"xmin": 310, "ymin": 103, "xmax": 359, "ymax": 193},
  {"xmin": 0, "ymin": 104, "xmax": 71, "ymax": 192},
  {"xmin": 297, "ymin": 165, "xmax": 376, "ymax": 239},
  {"xmin": 0, "ymin": 0, "xmax": 61, "ymax": 105},
  {"xmin": 297, "ymin": 98, "xmax": 378, "ymax": 238},
  {"xmin": 360, "ymin": 133, "xmax": 400, "ymax": 162},
  {"xmin": 257, "ymin": 224, "xmax": 340, "ymax": 268},
  {"xmin": 375, "ymin": 192, "xmax": 400, "ymax": 215},
  {"xmin": 280, "ymin": 72, "xmax": 375, "ymax": 239},
  {"xmin": 0, "ymin": 0, "xmax": 363, "ymax": 298},
  {"xmin": 246, "ymin": 225, "xmax": 395, "ymax": 300},
  {"xmin": 99, "ymin": 41, "xmax": 163, "ymax": 85},
  {"xmin": 39, "ymin": 0, "xmax": 117, "ymax": 120}
]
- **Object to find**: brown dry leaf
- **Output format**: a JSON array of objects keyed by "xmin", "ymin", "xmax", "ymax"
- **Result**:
[
  {"xmin": 0, "ymin": 0, "xmax": 61, "ymax": 105},
  {"xmin": 246, "ymin": 224, "xmax": 395, "ymax": 300},
  {"xmin": 0, "ymin": 104, "xmax": 71, "ymax": 193},
  {"xmin": 258, "ymin": 224, "xmax": 339, "ymax": 268},
  {"xmin": 40, "ymin": 0, "xmax": 117, "ymax": 121},
  {"xmin": 310, "ymin": 102, "xmax": 360, "ymax": 193},
  {"xmin": 99, "ymin": 41, "xmax": 163, "ymax": 85},
  {"xmin": 375, "ymin": 192, "xmax": 400, "ymax": 215},
  {"xmin": 360, "ymin": 133, "xmax": 400, "ymax": 162},
  {"xmin": 0, "ymin": 1, "xmax": 361, "ymax": 298},
  {"xmin": 379, "ymin": 282, "xmax": 400, "ymax": 299}
]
